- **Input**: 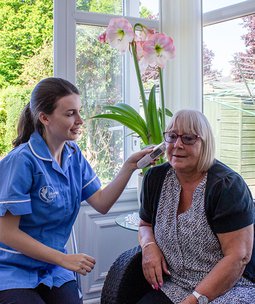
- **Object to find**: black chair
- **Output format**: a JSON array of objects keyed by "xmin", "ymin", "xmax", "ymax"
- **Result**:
[{"xmin": 101, "ymin": 245, "xmax": 152, "ymax": 304}]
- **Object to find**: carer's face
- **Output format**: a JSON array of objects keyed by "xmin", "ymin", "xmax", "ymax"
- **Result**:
[
  {"xmin": 44, "ymin": 93, "xmax": 84, "ymax": 143},
  {"xmin": 165, "ymin": 128, "xmax": 202, "ymax": 174}
]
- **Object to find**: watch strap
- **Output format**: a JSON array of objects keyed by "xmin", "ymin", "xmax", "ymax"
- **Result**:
[
  {"xmin": 192, "ymin": 291, "xmax": 209, "ymax": 303},
  {"xmin": 192, "ymin": 290, "xmax": 201, "ymax": 300}
]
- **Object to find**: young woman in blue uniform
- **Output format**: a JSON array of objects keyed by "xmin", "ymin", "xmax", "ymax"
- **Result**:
[{"xmin": 0, "ymin": 77, "xmax": 152, "ymax": 304}]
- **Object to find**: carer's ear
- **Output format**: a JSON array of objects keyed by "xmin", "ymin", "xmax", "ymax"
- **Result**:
[{"xmin": 38, "ymin": 112, "xmax": 50, "ymax": 126}]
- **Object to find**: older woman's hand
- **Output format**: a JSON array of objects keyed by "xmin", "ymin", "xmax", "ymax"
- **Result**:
[{"xmin": 141, "ymin": 242, "xmax": 170, "ymax": 289}]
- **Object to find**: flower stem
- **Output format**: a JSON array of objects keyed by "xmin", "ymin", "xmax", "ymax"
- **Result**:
[
  {"xmin": 131, "ymin": 42, "xmax": 149, "ymax": 124},
  {"xmin": 159, "ymin": 67, "xmax": 165, "ymax": 132}
]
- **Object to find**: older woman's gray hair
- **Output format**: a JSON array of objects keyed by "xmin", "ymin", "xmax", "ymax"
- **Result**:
[{"xmin": 166, "ymin": 109, "xmax": 215, "ymax": 172}]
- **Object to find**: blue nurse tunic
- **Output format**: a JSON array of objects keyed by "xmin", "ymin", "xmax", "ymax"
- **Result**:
[{"xmin": 0, "ymin": 131, "xmax": 101, "ymax": 290}]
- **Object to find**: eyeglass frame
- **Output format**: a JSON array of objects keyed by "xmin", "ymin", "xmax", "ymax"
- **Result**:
[{"xmin": 163, "ymin": 131, "xmax": 201, "ymax": 145}]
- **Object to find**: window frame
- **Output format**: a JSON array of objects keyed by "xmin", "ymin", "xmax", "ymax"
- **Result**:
[
  {"xmin": 53, "ymin": 0, "xmax": 160, "ymax": 188},
  {"xmin": 203, "ymin": 0, "xmax": 255, "ymax": 26},
  {"xmin": 202, "ymin": 0, "xmax": 255, "ymax": 196}
]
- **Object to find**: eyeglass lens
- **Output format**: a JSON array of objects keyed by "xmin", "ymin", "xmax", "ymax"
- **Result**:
[{"xmin": 164, "ymin": 132, "xmax": 198, "ymax": 145}]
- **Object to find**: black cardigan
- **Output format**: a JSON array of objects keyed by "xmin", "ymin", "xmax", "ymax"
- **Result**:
[{"xmin": 139, "ymin": 160, "xmax": 255, "ymax": 282}]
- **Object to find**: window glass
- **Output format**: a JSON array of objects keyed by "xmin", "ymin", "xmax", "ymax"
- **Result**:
[
  {"xmin": 203, "ymin": 15, "xmax": 255, "ymax": 195},
  {"xmin": 76, "ymin": 0, "xmax": 122, "ymax": 15},
  {"xmin": 76, "ymin": 0, "xmax": 159, "ymax": 19},
  {"xmin": 76, "ymin": 24, "xmax": 124, "ymax": 185},
  {"xmin": 203, "ymin": 0, "xmax": 247, "ymax": 13},
  {"xmin": 138, "ymin": 0, "xmax": 159, "ymax": 20}
]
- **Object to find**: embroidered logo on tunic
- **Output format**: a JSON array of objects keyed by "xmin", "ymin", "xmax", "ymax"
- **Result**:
[{"xmin": 39, "ymin": 186, "xmax": 58, "ymax": 203}]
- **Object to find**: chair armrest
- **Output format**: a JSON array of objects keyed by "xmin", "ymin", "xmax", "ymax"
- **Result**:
[{"xmin": 101, "ymin": 245, "xmax": 152, "ymax": 304}]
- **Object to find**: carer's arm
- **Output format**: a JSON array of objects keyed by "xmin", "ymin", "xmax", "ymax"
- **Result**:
[
  {"xmin": 87, "ymin": 148, "xmax": 152, "ymax": 214},
  {"xmin": 0, "ymin": 212, "xmax": 95, "ymax": 276}
]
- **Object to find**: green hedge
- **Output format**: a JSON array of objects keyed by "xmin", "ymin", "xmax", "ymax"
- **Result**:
[{"xmin": 0, "ymin": 86, "xmax": 32, "ymax": 155}]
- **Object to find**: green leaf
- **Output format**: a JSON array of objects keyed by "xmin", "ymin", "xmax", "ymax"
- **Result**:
[
  {"xmin": 104, "ymin": 103, "xmax": 147, "ymax": 130},
  {"xmin": 165, "ymin": 108, "xmax": 173, "ymax": 117},
  {"xmin": 92, "ymin": 113, "xmax": 149, "ymax": 144},
  {"xmin": 147, "ymin": 85, "xmax": 163, "ymax": 144}
]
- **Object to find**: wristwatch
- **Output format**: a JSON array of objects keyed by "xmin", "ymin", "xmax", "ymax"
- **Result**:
[{"xmin": 192, "ymin": 291, "xmax": 209, "ymax": 304}]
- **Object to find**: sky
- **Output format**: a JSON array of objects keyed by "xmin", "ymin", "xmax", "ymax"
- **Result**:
[
  {"xmin": 201, "ymin": 0, "xmax": 248, "ymax": 76},
  {"xmin": 203, "ymin": 0, "xmax": 247, "ymax": 12},
  {"xmin": 203, "ymin": 18, "xmax": 246, "ymax": 76}
]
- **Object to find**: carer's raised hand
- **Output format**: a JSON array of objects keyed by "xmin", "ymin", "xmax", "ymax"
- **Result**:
[{"xmin": 124, "ymin": 147, "xmax": 154, "ymax": 171}]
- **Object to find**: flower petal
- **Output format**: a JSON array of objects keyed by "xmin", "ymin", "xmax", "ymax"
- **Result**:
[
  {"xmin": 142, "ymin": 33, "xmax": 175, "ymax": 68},
  {"xmin": 105, "ymin": 18, "xmax": 135, "ymax": 53}
]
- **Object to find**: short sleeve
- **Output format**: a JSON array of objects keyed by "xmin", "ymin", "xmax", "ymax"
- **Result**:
[
  {"xmin": 139, "ymin": 163, "xmax": 170, "ymax": 226},
  {"xmin": 139, "ymin": 169, "xmax": 154, "ymax": 223},
  {"xmin": 208, "ymin": 172, "xmax": 254, "ymax": 234},
  {"xmin": 0, "ymin": 153, "xmax": 32, "ymax": 216},
  {"xmin": 79, "ymin": 152, "xmax": 101, "ymax": 201}
]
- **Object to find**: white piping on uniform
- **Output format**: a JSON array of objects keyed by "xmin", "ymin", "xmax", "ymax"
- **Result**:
[
  {"xmin": 0, "ymin": 199, "xmax": 31, "ymax": 204},
  {"xmin": 0, "ymin": 247, "xmax": 22, "ymax": 254},
  {"xmin": 82, "ymin": 175, "xmax": 98, "ymax": 189},
  {"xmin": 28, "ymin": 141, "xmax": 52, "ymax": 162}
]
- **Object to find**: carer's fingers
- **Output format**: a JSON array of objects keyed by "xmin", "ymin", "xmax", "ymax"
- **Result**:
[
  {"xmin": 77, "ymin": 253, "xmax": 96, "ymax": 275},
  {"xmin": 80, "ymin": 253, "xmax": 95, "ymax": 269}
]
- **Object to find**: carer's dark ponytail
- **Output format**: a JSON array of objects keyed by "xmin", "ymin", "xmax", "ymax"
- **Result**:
[{"xmin": 12, "ymin": 103, "xmax": 35, "ymax": 147}]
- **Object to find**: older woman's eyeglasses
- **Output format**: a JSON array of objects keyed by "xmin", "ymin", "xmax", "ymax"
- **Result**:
[{"xmin": 163, "ymin": 132, "xmax": 200, "ymax": 145}]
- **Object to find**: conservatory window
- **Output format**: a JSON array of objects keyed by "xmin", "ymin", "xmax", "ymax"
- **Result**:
[
  {"xmin": 203, "ymin": 1, "xmax": 255, "ymax": 195},
  {"xmin": 76, "ymin": 0, "xmax": 159, "ymax": 19},
  {"xmin": 72, "ymin": 1, "xmax": 159, "ymax": 186}
]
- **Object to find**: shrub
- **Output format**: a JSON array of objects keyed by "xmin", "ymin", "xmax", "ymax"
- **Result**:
[{"xmin": 0, "ymin": 86, "xmax": 32, "ymax": 155}]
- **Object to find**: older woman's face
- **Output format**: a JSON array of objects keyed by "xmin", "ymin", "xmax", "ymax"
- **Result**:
[{"xmin": 165, "ymin": 128, "xmax": 202, "ymax": 174}]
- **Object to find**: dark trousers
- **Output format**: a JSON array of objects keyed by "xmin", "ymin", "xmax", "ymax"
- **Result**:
[
  {"xmin": 136, "ymin": 289, "xmax": 174, "ymax": 304},
  {"xmin": 0, "ymin": 280, "xmax": 82, "ymax": 304}
]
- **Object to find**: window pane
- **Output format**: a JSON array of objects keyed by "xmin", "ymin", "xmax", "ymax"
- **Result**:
[
  {"xmin": 76, "ymin": 24, "xmax": 124, "ymax": 185},
  {"xmin": 76, "ymin": 0, "xmax": 159, "ymax": 19},
  {"xmin": 138, "ymin": 0, "xmax": 159, "ymax": 20},
  {"xmin": 203, "ymin": 0, "xmax": 247, "ymax": 13},
  {"xmin": 76, "ymin": 0, "xmax": 122, "ymax": 14},
  {"xmin": 203, "ymin": 15, "xmax": 255, "ymax": 195}
]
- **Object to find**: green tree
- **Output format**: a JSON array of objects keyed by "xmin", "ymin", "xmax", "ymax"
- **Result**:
[
  {"xmin": 76, "ymin": 0, "xmax": 121, "ymax": 14},
  {"xmin": 203, "ymin": 42, "xmax": 221, "ymax": 83},
  {"xmin": 0, "ymin": 0, "xmax": 53, "ymax": 88},
  {"xmin": 0, "ymin": 86, "xmax": 31, "ymax": 153},
  {"xmin": 231, "ymin": 15, "xmax": 255, "ymax": 82},
  {"xmin": 19, "ymin": 40, "xmax": 53, "ymax": 86},
  {"xmin": 76, "ymin": 24, "xmax": 123, "ymax": 183},
  {"xmin": 0, "ymin": 107, "xmax": 7, "ymax": 155}
]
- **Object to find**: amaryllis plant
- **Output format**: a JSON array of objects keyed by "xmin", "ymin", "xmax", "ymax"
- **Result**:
[{"xmin": 93, "ymin": 17, "xmax": 175, "ymax": 147}]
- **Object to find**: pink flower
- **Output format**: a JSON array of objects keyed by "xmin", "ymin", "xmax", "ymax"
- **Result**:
[
  {"xmin": 142, "ymin": 33, "xmax": 175, "ymax": 68},
  {"xmin": 98, "ymin": 31, "xmax": 107, "ymax": 43},
  {"xmin": 135, "ymin": 26, "xmax": 156, "ymax": 43},
  {"xmin": 105, "ymin": 18, "xmax": 135, "ymax": 53}
]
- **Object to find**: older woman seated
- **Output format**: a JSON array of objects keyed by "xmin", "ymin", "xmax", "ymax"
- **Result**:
[{"xmin": 138, "ymin": 109, "xmax": 255, "ymax": 304}]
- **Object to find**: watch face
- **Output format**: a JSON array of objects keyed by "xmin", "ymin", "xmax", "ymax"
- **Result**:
[{"xmin": 198, "ymin": 295, "xmax": 209, "ymax": 304}]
